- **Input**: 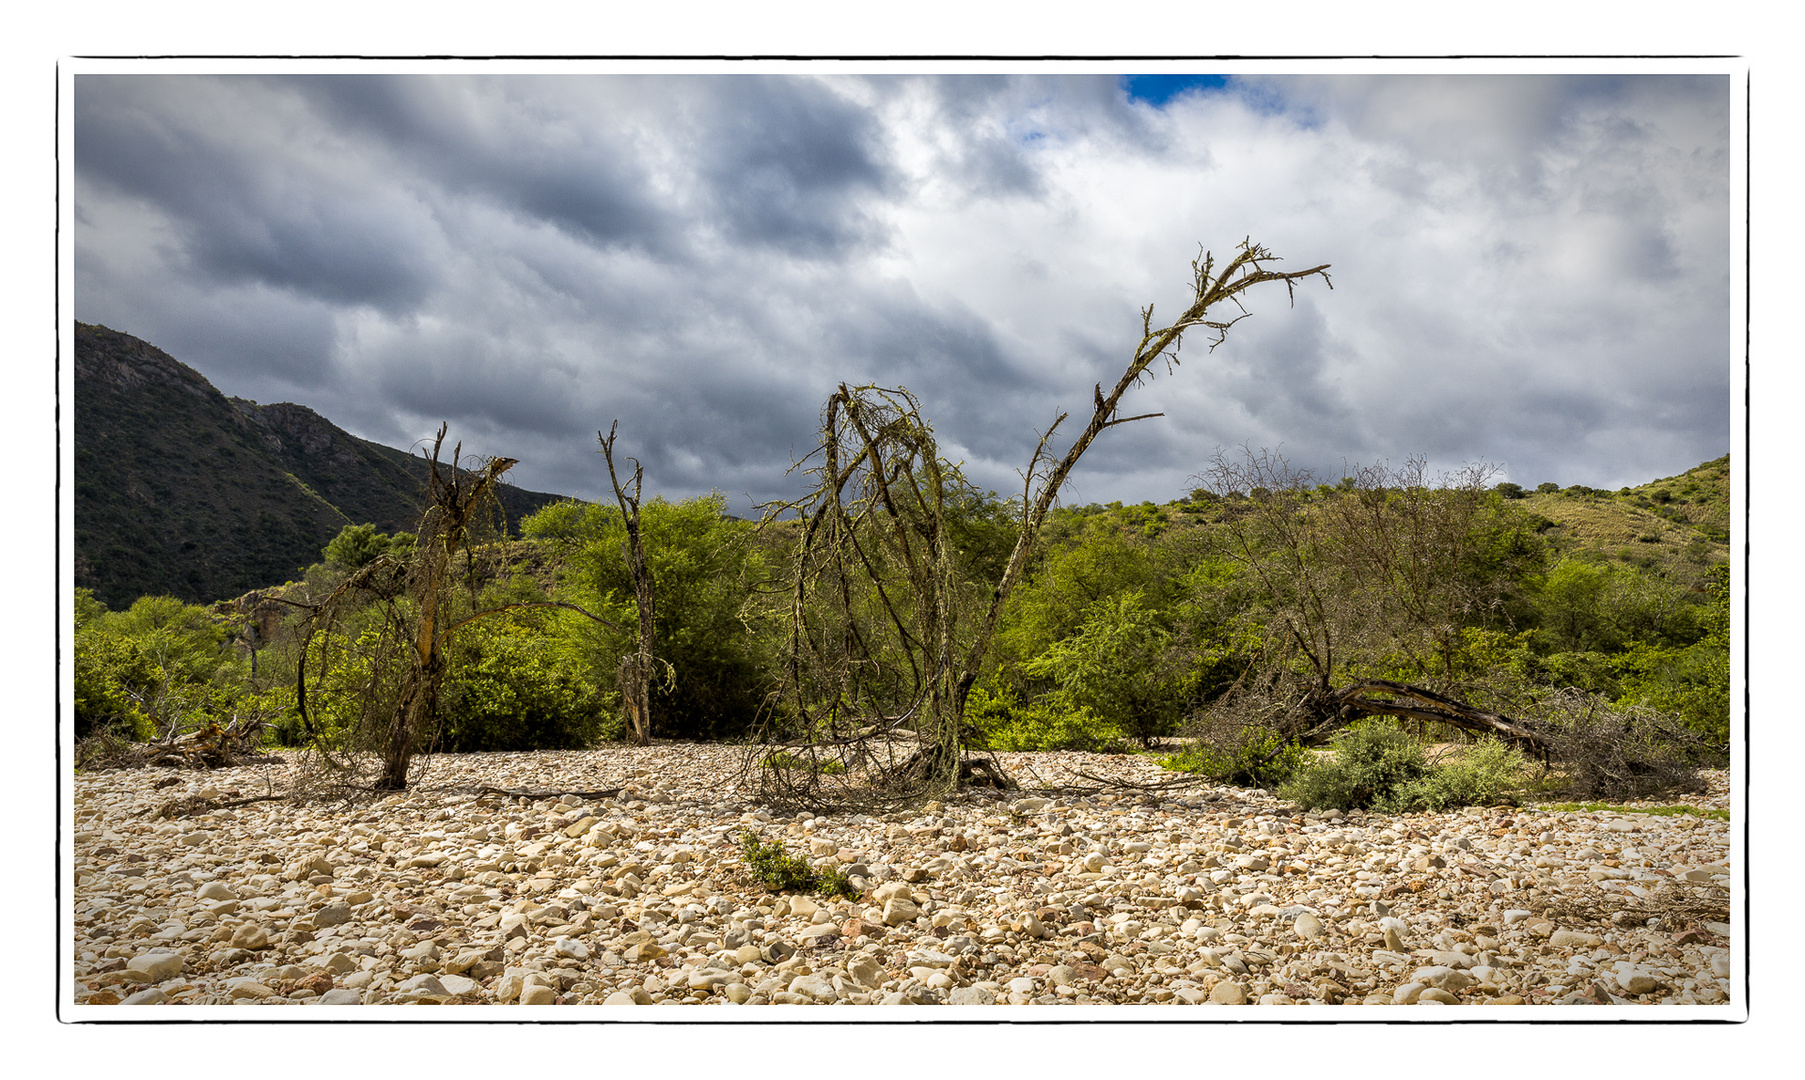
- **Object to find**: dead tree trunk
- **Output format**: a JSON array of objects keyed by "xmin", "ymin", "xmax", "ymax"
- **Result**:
[
  {"xmin": 759, "ymin": 240, "xmax": 1331, "ymax": 809},
  {"xmin": 601, "ymin": 422, "xmax": 655, "ymax": 746},
  {"xmin": 376, "ymin": 425, "xmax": 515, "ymax": 791}
]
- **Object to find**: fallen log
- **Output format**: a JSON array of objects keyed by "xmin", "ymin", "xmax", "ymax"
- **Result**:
[{"xmin": 1324, "ymin": 679, "xmax": 1553, "ymax": 754}]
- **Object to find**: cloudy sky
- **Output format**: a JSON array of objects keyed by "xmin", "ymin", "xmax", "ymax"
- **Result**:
[{"xmin": 73, "ymin": 68, "xmax": 1732, "ymax": 514}]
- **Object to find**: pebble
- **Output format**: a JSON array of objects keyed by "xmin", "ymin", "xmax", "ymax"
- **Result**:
[{"xmin": 69, "ymin": 746, "xmax": 1733, "ymax": 1008}]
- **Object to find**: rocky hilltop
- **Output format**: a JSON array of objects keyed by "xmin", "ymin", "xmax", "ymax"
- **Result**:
[{"xmin": 75, "ymin": 323, "xmax": 568, "ymax": 607}]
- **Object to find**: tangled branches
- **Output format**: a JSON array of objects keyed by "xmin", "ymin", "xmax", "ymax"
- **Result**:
[
  {"xmin": 748, "ymin": 385, "xmax": 982, "ymax": 810},
  {"xmin": 749, "ymin": 240, "xmax": 1331, "ymax": 811},
  {"xmin": 290, "ymin": 425, "xmax": 519, "ymax": 793},
  {"xmin": 75, "ymin": 712, "xmax": 279, "ymax": 773}
]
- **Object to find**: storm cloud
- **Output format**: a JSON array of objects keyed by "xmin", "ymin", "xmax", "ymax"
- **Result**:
[{"xmin": 73, "ymin": 70, "xmax": 1732, "ymax": 512}]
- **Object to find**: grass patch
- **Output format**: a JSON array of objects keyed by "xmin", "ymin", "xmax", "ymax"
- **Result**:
[
  {"xmin": 1535, "ymin": 802, "xmax": 1728, "ymax": 820},
  {"xmin": 737, "ymin": 830, "xmax": 859, "ymax": 899}
]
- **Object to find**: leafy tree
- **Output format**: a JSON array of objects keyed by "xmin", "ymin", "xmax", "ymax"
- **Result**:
[
  {"xmin": 323, "ymin": 523, "xmax": 416, "ymax": 571},
  {"xmin": 1019, "ymin": 591, "xmax": 1188, "ymax": 746},
  {"xmin": 1611, "ymin": 562, "xmax": 1730, "ymax": 745},
  {"xmin": 440, "ymin": 610, "xmax": 616, "ymax": 751},
  {"xmin": 72, "ymin": 591, "xmax": 242, "ymax": 741},
  {"xmin": 73, "ymin": 627, "xmax": 157, "ymax": 741},
  {"xmin": 523, "ymin": 492, "xmax": 772, "ymax": 741},
  {"xmin": 995, "ymin": 514, "xmax": 1161, "ymax": 671}
]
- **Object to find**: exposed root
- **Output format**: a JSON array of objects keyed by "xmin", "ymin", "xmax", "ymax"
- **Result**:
[{"xmin": 1535, "ymin": 878, "xmax": 1731, "ymax": 931}]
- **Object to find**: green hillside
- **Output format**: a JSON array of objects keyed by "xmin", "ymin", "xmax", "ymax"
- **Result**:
[
  {"xmin": 74, "ymin": 323, "xmax": 567, "ymax": 608},
  {"xmin": 1515, "ymin": 456, "xmax": 1731, "ymax": 582}
]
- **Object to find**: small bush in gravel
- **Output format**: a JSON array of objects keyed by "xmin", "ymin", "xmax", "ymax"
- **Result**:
[
  {"xmin": 1159, "ymin": 725, "xmax": 1311, "ymax": 788},
  {"xmin": 1279, "ymin": 719, "xmax": 1430, "ymax": 811},
  {"xmin": 1385, "ymin": 737, "xmax": 1526, "ymax": 812},
  {"xmin": 738, "ymin": 831, "xmax": 858, "ymax": 899},
  {"xmin": 1281, "ymin": 721, "xmax": 1531, "ymax": 813}
]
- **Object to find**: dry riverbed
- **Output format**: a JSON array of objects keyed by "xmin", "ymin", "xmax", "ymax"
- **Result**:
[{"xmin": 70, "ymin": 746, "xmax": 1734, "ymax": 1010}]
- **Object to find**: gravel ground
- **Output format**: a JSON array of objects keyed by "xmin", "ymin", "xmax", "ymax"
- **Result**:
[{"xmin": 70, "ymin": 746, "xmax": 1734, "ymax": 1011}]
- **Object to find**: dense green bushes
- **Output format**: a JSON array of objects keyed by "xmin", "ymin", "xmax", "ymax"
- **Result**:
[
  {"xmin": 522, "ymin": 493, "xmax": 775, "ymax": 742},
  {"xmin": 322, "ymin": 523, "xmax": 416, "ymax": 570},
  {"xmin": 438, "ymin": 613, "xmax": 616, "ymax": 752},
  {"xmin": 963, "ymin": 685, "xmax": 1126, "ymax": 753},
  {"xmin": 73, "ymin": 450, "xmax": 1731, "ymax": 784},
  {"xmin": 74, "ymin": 590, "xmax": 252, "ymax": 741}
]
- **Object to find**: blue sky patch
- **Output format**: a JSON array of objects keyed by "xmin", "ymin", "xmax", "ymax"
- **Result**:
[{"xmin": 1122, "ymin": 74, "xmax": 1229, "ymax": 106}]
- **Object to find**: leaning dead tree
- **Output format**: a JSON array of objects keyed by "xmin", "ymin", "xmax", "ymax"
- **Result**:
[
  {"xmin": 600, "ymin": 421, "xmax": 657, "ymax": 746},
  {"xmin": 293, "ymin": 425, "xmax": 623, "ymax": 793},
  {"xmin": 752, "ymin": 240, "xmax": 1331, "ymax": 809}
]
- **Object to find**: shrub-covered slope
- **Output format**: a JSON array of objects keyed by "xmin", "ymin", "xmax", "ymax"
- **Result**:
[{"xmin": 75, "ymin": 323, "xmax": 567, "ymax": 607}]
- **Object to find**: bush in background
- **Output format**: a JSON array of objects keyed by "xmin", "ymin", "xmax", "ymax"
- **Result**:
[{"xmin": 963, "ymin": 685, "xmax": 1127, "ymax": 752}]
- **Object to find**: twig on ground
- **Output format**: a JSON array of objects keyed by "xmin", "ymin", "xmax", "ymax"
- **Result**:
[{"xmin": 471, "ymin": 785, "xmax": 625, "ymax": 801}]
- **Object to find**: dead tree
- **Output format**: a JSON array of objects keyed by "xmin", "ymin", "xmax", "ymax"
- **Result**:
[
  {"xmin": 377, "ymin": 426, "xmax": 517, "ymax": 789},
  {"xmin": 600, "ymin": 422, "xmax": 656, "ymax": 746},
  {"xmin": 292, "ymin": 425, "xmax": 623, "ymax": 793},
  {"xmin": 756, "ymin": 240, "xmax": 1331, "ymax": 809}
]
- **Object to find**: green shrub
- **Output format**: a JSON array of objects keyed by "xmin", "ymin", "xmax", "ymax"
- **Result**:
[
  {"xmin": 322, "ymin": 523, "xmax": 414, "ymax": 570},
  {"xmin": 1280, "ymin": 720, "xmax": 1527, "ymax": 813},
  {"xmin": 522, "ymin": 494, "xmax": 772, "ymax": 742},
  {"xmin": 439, "ymin": 620, "xmax": 615, "ymax": 752},
  {"xmin": 1279, "ymin": 719, "xmax": 1430, "ymax": 811},
  {"xmin": 1159, "ymin": 726, "xmax": 1311, "ymax": 788},
  {"xmin": 963, "ymin": 685, "xmax": 1127, "ymax": 752},
  {"xmin": 738, "ymin": 832, "xmax": 858, "ymax": 899},
  {"xmin": 1016, "ymin": 592, "xmax": 1186, "ymax": 746},
  {"xmin": 1383, "ymin": 738, "xmax": 1526, "ymax": 812}
]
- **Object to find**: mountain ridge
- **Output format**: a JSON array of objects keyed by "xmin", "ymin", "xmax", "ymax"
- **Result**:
[{"xmin": 75, "ymin": 323, "xmax": 569, "ymax": 608}]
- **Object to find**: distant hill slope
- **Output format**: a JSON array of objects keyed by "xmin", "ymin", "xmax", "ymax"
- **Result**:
[
  {"xmin": 75, "ymin": 323, "xmax": 569, "ymax": 608},
  {"xmin": 1515, "ymin": 455, "xmax": 1731, "ymax": 581}
]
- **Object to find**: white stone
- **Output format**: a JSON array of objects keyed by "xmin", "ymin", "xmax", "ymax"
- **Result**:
[{"xmin": 553, "ymin": 936, "xmax": 589, "ymax": 960}]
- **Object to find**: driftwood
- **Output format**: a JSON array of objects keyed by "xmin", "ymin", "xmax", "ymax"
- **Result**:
[
  {"xmin": 148, "ymin": 792, "xmax": 288, "ymax": 819},
  {"xmin": 76, "ymin": 716, "xmax": 279, "ymax": 773}
]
